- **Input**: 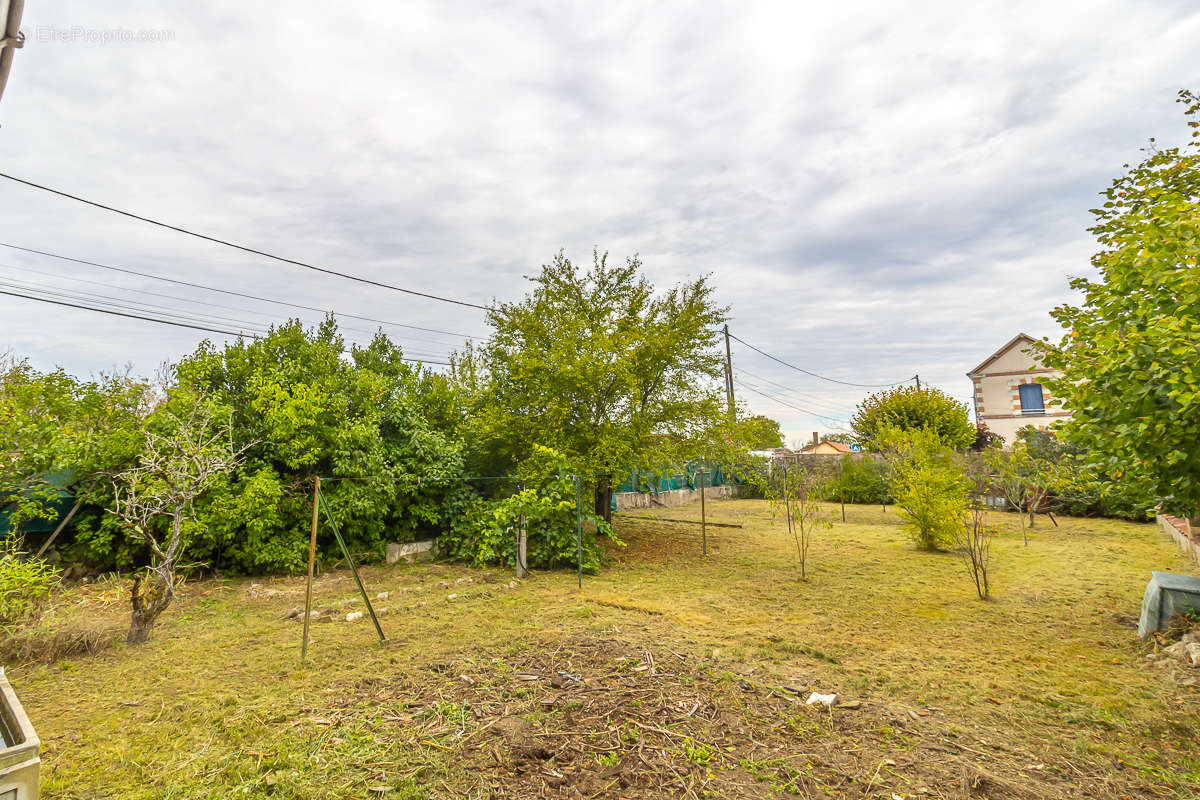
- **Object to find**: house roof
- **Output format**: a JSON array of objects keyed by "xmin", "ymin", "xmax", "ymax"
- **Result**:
[
  {"xmin": 799, "ymin": 440, "xmax": 853, "ymax": 454},
  {"xmin": 967, "ymin": 332, "xmax": 1038, "ymax": 377}
]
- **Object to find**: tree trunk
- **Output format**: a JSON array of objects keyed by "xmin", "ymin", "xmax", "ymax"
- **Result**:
[
  {"xmin": 593, "ymin": 475, "xmax": 613, "ymax": 525},
  {"xmin": 127, "ymin": 570, "xmax": 174, "ymax": 645}
]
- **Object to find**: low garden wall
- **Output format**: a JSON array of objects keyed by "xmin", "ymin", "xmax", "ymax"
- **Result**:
[
  {"xmin": 614, "ymin": 485, "xmax": 737, "ymax": 511},
  {"xmin": 1157, "ymin": 514, "xmax": 1200, "ymax": 567}
]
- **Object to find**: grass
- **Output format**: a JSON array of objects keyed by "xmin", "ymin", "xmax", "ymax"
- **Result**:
[{"xmin": 9, "ymin": 500, "xmax": 1200, "ymax": 798}]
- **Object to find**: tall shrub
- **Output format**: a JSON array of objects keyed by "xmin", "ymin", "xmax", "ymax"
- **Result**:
[{"xmin": 878, "ymin": 427, "xmax": 969, "ymax": 551}]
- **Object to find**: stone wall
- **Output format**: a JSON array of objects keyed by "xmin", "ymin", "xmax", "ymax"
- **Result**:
[{"xmin": 614, "ymin": 485, "xmax": 737, "ymax": 512}]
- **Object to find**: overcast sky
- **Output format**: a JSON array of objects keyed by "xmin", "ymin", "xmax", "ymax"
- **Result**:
[{"xmin": 2, "ymin": 1, "xmax": 1197, "ymax": 445}]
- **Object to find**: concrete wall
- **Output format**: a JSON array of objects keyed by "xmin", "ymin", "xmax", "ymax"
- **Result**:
[{"xmin": 614, "ymin": 485, "xmax": 737, "ymax": 511}]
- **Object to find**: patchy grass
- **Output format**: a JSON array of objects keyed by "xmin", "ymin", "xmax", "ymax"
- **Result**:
[{"xmin": 9, "ymin": 501, "xmax": 1200, "ymax": 798}]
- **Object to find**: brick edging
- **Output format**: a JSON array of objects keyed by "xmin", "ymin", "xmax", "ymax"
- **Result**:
[{"xmin": 1158, "ymin": 514, "xmax": 1200, "ymax": 566}]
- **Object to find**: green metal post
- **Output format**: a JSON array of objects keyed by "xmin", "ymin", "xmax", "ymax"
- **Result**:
[
  {"xmin": 317, "ymin": 489, "xmax": 386, "ymax": 644},
  {"xmin": 575, "ymin": 474, "xmax": 583, "ymax": 591}
]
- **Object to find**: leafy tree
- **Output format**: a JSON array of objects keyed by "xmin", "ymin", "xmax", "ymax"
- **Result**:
[
  {"xmin": 737, "ymin": 415, "xmax": 785, "ymax": 449},
  {"xmin": 878, "ymin": 427, "xmax": 969, "ymax": 550},
  {"xmin": 1039, "ymin": 90, "xmax": 1200, "ymax": 516},
  {"xmin": 460, "ymin": 250, "xmax": 728, "ymax": 522},
  {"xmin": 851, "ymin": 386, "xmax": 974, "ymax": 452},
  {"xmin": 175, "ymin": 319, "xmax": 466, "ymax": 573},
  {"xmin": 0, "ymin": 357, "xmax": 151, "ymax": 551}
]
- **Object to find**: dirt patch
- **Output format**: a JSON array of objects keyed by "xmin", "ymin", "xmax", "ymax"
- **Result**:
[{"xmin": 325, "ymin": 636, "xmax": 1142, "ymax": 799}]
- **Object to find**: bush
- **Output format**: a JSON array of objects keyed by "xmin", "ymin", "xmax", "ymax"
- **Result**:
[
  {"xmin": 439, "ymin": 447, "xmax": 619, "ymax": 571},
  {"xmin": 817, "ymin": 455, "xmax": 892, "ymax": 505},
  {"xmin": 878, "ymin": 428, "xmax": 968, "ymax": 551},
  {"xmin": 0, "ymin": 541, "xmax": 60, "ymax": 624}
]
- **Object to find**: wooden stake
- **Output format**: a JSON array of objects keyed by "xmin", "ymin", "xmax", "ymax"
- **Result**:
[
  {"xmin": 301, "ymin": 476, "xmax": 319, "ymax": 661},
  {"xmin": 35, "ymin": 499, "xmax": 81, "ymax": 558},
  {"xmin": 699, "ymin": 459, "xmax": 707, "ymax": 557}
]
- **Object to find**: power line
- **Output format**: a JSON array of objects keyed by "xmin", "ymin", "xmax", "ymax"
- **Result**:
[
  {"xmin": 0, "ymin": 275, "xmax": 275, "ymax": 334},
  {"xmin": 0, "ymin": 242, "xmax": 482, "ymax": 339},
  {"xmin": 0, "ymin": 261, "xmax": 472, "ymax": 349},
  {"xmin": 733, "ymin": 365, "xmax": 854, "ymax": 414},
  {"xmin": 728, "ymin": 331, "xmax": 911, "ymax": 388},
  {"xmin": 0, "ymin": 173, "xmax": 492, "ymax": 311},
  {"xmin": 0, "ymin": 288, "xmax": 452, "ymax": 366},
  {"xmin": 733, "ymin": 379, "xmax": 849, "ymax": 424}
]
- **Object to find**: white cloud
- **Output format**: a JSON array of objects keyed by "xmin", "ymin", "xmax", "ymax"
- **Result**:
[{"xmin": 1, "ymin": 0, "xmax": 1197, "ymax": 442}]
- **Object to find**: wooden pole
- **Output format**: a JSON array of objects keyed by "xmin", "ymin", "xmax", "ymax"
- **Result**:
[
  {"xmin": 723, "ymin": 324, "xmax": 735, "ymax": 414},
  {"xmin": 318, "ymin": 489, "xmax": 386, "ymax": 643},
  {"xmin": 35, "ymin": 499, "xmax": 81, "ymax": 558},
  {"xmin": 301, "ymin": 475, "xmax": 319, "ymax": 661},
  {"xmin": 699, "ymin": 459, "xmax": 707, "ymax": 557}
]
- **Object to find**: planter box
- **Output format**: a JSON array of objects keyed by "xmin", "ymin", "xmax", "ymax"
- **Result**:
[{"xmin": 0, "ymin": 668, "xmax": 39, "ymax": 799}]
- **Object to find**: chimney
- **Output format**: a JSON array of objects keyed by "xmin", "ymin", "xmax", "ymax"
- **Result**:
[{"xmin": 812, "ymin": 431, "xmax": 819, "ymax": 446}]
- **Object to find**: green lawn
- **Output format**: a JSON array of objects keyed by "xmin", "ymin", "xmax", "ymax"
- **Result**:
[{"xmin": 11, "ymin": 501, "xmax": 1200, "ymax": 799}]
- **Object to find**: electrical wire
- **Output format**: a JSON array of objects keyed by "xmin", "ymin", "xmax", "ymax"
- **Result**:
[
  {"xmin": 0, "ymin": 173, "xmax": 492, "ymax": 310},
  {"xmin": 0, "ymin": 261, "xmax": 473, "ymax": 349},
  {"xmin": 733, "ymin": 379, "xmax": 849, "ymax": 424},
  {"xmin": 0, "ymin": 242, "xmax": 483, "ymax": 339},
  {"xmin": 0, "ymin": 288, "xmax": 452, "ymax": 365},
  {"xmin": 733, "ymin": 365, "xmax": 856, "ymax": 414},
  {"xmin": 728, "ymin": 331, "xmax": 912, "ymax": 388}
]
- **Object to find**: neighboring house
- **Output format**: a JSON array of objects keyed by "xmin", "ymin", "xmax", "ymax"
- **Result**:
[
  {"xmin": 798, "ymin": 440, "xmax": 853, "ymax": 455},
  {"xmin": 967, "ymin": 333, "xmax": 1070, "ymax": 445}
]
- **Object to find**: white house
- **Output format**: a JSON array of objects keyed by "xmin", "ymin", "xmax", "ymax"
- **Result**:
[{"xmin": 967, "ymin": 333, "xmax": 1071, "ymax": 444}]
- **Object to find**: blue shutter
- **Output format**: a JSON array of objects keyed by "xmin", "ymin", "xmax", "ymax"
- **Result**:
[{"xmin": 1019, "ymin": 383, "xmax": 1044, "ymax": 414}]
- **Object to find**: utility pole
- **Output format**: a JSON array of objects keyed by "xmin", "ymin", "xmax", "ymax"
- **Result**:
[
  {"xmin": 723, "ymin": 324, "xmax": 735, "ymax": 414},
  {"xmin": 914, "ymin": 374, "xmax": 921, "ymax": 390}
]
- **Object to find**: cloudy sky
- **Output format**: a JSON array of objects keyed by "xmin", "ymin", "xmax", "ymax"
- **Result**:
[{"xmin": 1, "ymin": 1, "xmax": 1197, "ymax": 444}]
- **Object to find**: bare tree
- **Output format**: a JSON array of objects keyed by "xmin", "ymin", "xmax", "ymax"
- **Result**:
[
  {"xmin": 957, "ymin": 456, "xmax": 993, "ymax": 599},
  {"xmin": 112, "ymin": 397, "xmax": 248, "ymax": 644},
  {"xmin": 777, "ymin": 460, "xmax": 832, "ymax": 580}
]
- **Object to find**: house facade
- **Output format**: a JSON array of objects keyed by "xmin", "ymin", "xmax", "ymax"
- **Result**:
[{"xmin": 967, "ymin": 333, "xmax": 1070, "ymax": 445}]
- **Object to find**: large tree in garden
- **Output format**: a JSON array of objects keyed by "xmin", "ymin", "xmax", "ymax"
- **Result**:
[
  {"xmin": 851, "ymin": 385, "xmax": 974, "ymax": 451},
  {"xmin": 461, "ymin": 250, "xmax": 728, "ymax": 521},
  {"xmin": 738, "ymin": 415, "xmax": 785, "ymax": 450},
  {"xmin": 1039, "ymin": 90, "xmax": 1200, "ymax": 516},
  {"xmin": 175, "ymin": 318, "xmax": 466, "ymax": 573}
]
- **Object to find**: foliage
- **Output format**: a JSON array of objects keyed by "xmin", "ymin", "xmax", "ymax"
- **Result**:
[
  {"xmin": 878, "ymin": 427, "xmax": 969, "ymax": 550},
  {"xmin": 457, "ymin": 250, "xmax": 728, "ymax": 521},
  {"xmin": 851, "ymin": 386, "xmax": 974, "ymax": 452},
  {"xmin": 1012, "ymin": 427, "xmax": 1156, "ymax": 522},
  {"xmin": 0, "ymin": 540, "xmax": 60, "ymax": 624},
  {"xmin": 1038, "ymin": 90, "xmax": 1200, "ymax": 516},
  {"xmin": 0, "ymin": 356, "xmax": 151, "ymax": 543},
  {"xmin": 970, "ymin": 424, "xmax": 1002, "ymax": 452},
  {"xmin": 737, "ymin": 415, "xmax": 784, "ymax": 450},
  {"xmin": 817, "ymin": 454, "xmax": 891, "ymax": 505},
  {"xmin": 440, "ymin": 446, "xmax": 616, "ymax": 572},
  {"xmin": 175, "ymin": 319, "xmax": 467, "ymax": 574}
]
